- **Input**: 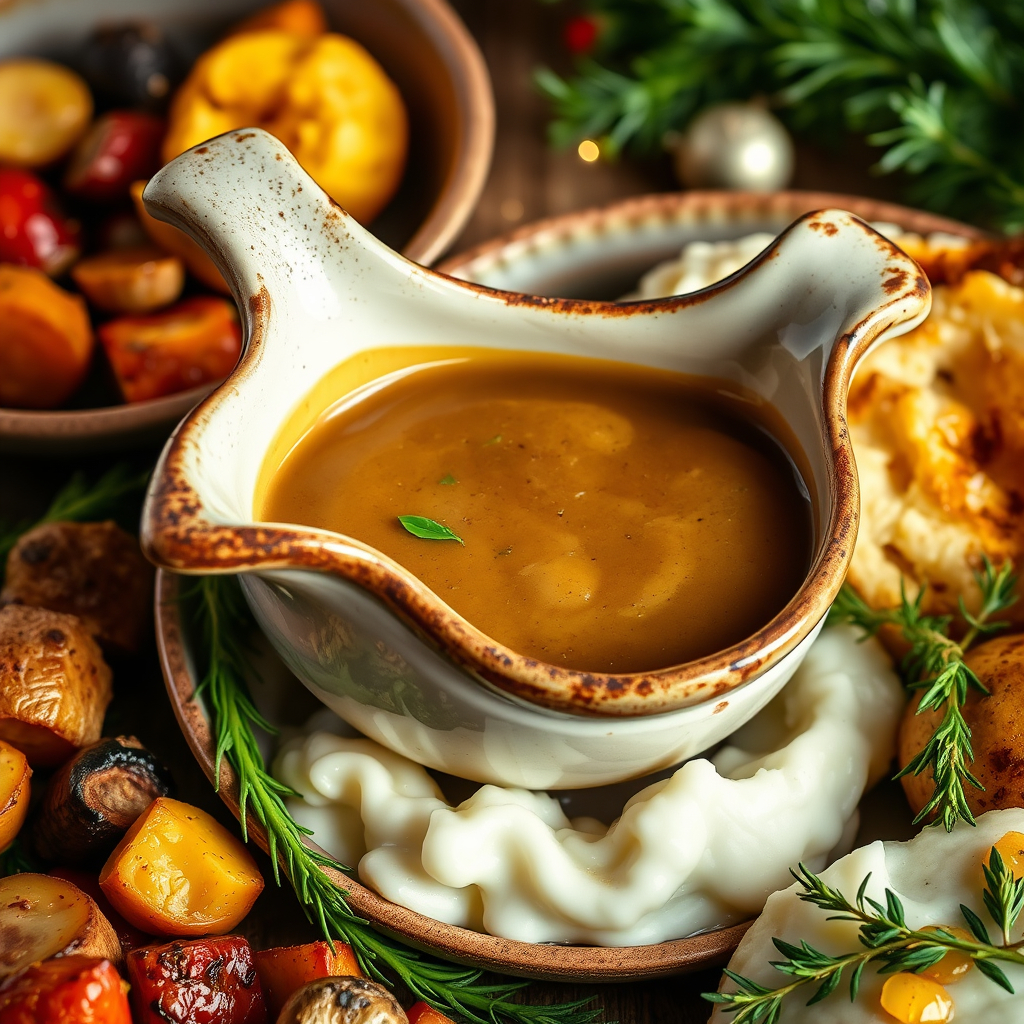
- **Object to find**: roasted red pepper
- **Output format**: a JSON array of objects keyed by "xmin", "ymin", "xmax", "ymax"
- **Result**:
[
  {"xmin": 407, "ymin": 1002, "xmax": 459, "ymax": 1024},
  {"xmin": 255, "ymin": 940, "xmax": 362, "ymax": 1017},
  {"xmin": 126, "ymin": 935, "xmax": 267, "ymax": 1024},
  {"xmin": 98, "ymin": 296, "xmax": 242, "ymax": 403},
  {"xmin": 0, "ymin": 168, "xmax": 80, "ymax": 276},
  {"xmin": 0, "ymin": 956, "xmax": 130, "ymax": 1024},
  {"xmin": 64, "ymin": 112, "xmax": 165, "ymax": 202}
]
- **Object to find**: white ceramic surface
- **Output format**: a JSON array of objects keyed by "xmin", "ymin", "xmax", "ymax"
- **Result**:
[{"xmin": 140, "ymin": 129, "xmax": 930, "ymax": 789}]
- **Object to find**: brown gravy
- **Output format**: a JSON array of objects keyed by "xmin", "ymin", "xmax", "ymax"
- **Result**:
[{"xmin": 258, "ymin": 349, "xmax": 812, "ymax": 673}]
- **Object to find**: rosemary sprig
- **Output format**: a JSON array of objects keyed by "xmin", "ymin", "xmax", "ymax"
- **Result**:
[
  {"xmin": 829, "ymin": 557, "xmax": 1017, "ymax": 832},
  {"xmin": 192, "ymin": 575, "xmax": 599, "ymax": 1024},
  {"xmin": 0, "ymin": 463, "xmax": 151, "ymax": 574},
  {"xmin": 704, "ymin": 846, "xmax": 1024, "ymax": 1022}
]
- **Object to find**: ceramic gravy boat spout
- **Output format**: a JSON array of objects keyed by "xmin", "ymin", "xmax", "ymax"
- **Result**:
[{"xmin": 141, "ymin": 129, "xmax": 930, "ymax": 789}]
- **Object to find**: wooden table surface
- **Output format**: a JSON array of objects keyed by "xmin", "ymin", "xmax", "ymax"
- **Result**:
[{"xmin": 0, "ymin": 3, "xmax": 909, "ymax": 1021}]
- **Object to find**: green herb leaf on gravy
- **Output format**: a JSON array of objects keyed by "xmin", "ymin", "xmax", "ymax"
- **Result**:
[
  {"xmin": 438, "ymin": 474, "xmax": 457, "ymax": 486},
  {"xmin": 484, "ymin": 434, "xmax": 503, "ymax": 446},
  {"xmin": 398, "ymin": 515, "xmax": 464, "ymax": 545}
]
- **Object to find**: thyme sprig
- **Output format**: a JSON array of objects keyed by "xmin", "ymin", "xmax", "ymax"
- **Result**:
[
  {"xmin": 0, "ymin": 463, "xmax": 151, "ymax": 573},
  {"xmin": 704, "ymin": 846, "xmax": 1024, "ymax": 1023},
  {"xmin": 192, "ymin": 575, "xmax": 599, "ymax": 1024},
  {"xmin": 829, "ymin": 557, "xmax": 1017, "ymax": 831}
]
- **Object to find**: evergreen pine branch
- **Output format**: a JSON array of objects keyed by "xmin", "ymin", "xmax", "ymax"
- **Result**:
[
  {"xmin": 704, "ymin": 848, "xmax": 1024, "ymax": 1020},
  {"xmin": 828, "ymin": 557, "xmax": 1016, "ymax": 831},
  {"xmin": 190, "ymin": 575, "xmax": 600, "ymax": 1024},
  {"xmin": 539, "ymin": 0, "xmax": 1024, "ymax": 228}
]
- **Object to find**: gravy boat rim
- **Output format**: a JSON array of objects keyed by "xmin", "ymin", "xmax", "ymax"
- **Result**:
[{"xmin": 140, "ymin": 132, "xmax": 931, "ymax": 720}]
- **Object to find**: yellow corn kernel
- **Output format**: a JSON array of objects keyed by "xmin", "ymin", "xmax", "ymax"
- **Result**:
[
  {"xmin": 918, "ymin": 926, "xmax": 974, "ymax": 985},
  {"xmin": 880, "ymin": 973, "xmax": 954, "ymax": 1023}
]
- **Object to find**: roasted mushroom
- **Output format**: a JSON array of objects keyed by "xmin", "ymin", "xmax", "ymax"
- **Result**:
[
  {"xmin": 0, "ymin": 604, "xmax": 112, "ymax": 767},
  {"xmin": 30, "ymin": 735, "xmax": 173, "ymax": 865},
  {"xmin": 277, "ymin": 977, "xmax": 409, "ymax": 1024},
  {"xmin": 2, "ymin": 520, "xmax": 154, "ymax": 653}
]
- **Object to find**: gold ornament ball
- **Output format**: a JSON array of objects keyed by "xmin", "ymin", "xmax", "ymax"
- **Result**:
[{"xmin": 673, "ymin": 102, "xmax": 795, "ymax": 191}]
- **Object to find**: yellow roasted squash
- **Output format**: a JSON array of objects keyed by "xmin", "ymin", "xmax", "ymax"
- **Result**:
[{"xmin": 162, "ymin": 30, "xmax": 407, "ymax": 224}]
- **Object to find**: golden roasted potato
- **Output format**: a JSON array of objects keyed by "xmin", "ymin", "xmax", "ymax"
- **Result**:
[
  {"xmin": 848, "ymin": 269, "xmax": 1024, "ymax": 624},
  {"xmin": 162, "ymin": 30, "xmax": 407, "ymax": 224},
  {"xmin": 0, "ymin": 739, "xmax": 31, "ymax": 852},
  {"xmin": 899, "ymin": 632, "xmax": 1024, "ymax": 818},
  {"xmin": 0, "ymin": 605, "xmax": 112, "ymax": 767},
  {"xmin": 0, "ymin": 873, "xmax": 121, "ymax": 978},
  {"xmin": 2, "ymin": 520, "xmax": 154, "ymax": 653}
]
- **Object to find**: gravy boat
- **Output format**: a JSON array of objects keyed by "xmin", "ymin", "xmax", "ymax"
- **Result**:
[{"xmin": 141, "ymin": 129, "xmax": 930, "ymax": 789}]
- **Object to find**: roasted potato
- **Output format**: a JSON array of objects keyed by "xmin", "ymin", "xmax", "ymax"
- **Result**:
[
  {"xmin": 162, "ymin": 30, "xmax": 407, "ymax": 223},
  {"xmin": 0, "ymin": 738, "xmax": 31, "ymax": 851},
  {"xmin": 0, "ymin": 604, "xmax": 112, "ymax": 767},
  {"xmin": 899, "ymin": 632, "xmax": 1024, "ymax": 818},
  {"xmin": 99, "ymin": 797, "xmax": 264, "ymax": 935},
  {"xmin": 2, "ymin": 520, "xmax": 155, "ymax": 654},
  {"xmin": 0, "ymin": 872, "xmax": 121, "ymax": 978}
]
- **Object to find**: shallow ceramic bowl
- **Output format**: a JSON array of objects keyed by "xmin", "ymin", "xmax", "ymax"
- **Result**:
[
  {"xmin": 0, "ymin": 0, "xmax": 493, "ymax": 454},
  {"xmin": 140, "ymin": 129, "xmax": 930, "ymax": 790}
]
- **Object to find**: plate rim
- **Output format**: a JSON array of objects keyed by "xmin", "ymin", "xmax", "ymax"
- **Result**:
[{"xmin": 155, "ymin": 569, "xmax": 750, "ymax": 982}]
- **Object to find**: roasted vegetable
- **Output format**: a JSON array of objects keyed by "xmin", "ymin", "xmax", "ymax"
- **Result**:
[
  {"xmin": 230, "ymin": 0, "xmax": 328, "ymax": 38},
  {"xmin": 0, "ymin": 59, "xmax": 92, "ymax": 166},
  {"xmin": 98, "ymin": 296, "xmax": 243, "ymax": 403},
  {"xmin": 0, "ymin": 266, "xmax": 92, "ymax": 411},
  {"xmin": 0, "ymin": 605, "xmax": 112, "ymax": 768},
  {"xmin": 30, "ymin": 736, "xmax": 173, "ymax": 866},
  {"xmin": 71, "ymin": 246, "xmax": 184, "ymax": 313},
  {"xmin": 278, "ymin": 977, "xmax": 408, "ymax": 1024},
  {"xmin": 255, "ymin": 941, "xmax": 361, "ymax": 1017},
  {"xmin": 2, "ymin": 521, "xmax": 155, "ymax": 653},
  {"xmin": 900, "ymin": 632, "xmax": 1024, "ymax": 818},
  {"xmin": 130, "ymin": 180, "xmax": 229, "ymax": 293},
  {"xmin": 406, "ymin": 1004, "xmax": 457, "ymax": 1024},
  {"xmin": 0, "ymin": 873, "xmax": 121, "ymax": 978},
  {"xmin": 49, "ymin": 867, "xmax": 151, "ymax": 953},
  {"xmin": 162, "ymin": 31, "xmax": 407, "ymax": 223},
  {"xmin": 64, "ymin": 111, "xmax": 165, "ymax": 202},
  {"xmin": 126, "ymin": 935, "xmax": 267, "ymax": 1024},
  {"xmin": 0, "ymin": 168, "xmax": 81, "ymax": 276},
  {"xmin": 0, "ymin": 956, "xmax": 130, "ymax": 1024},
  {"xmin": 99, "ymin": 797, "xmax": 264, "ymax": 935},
  {"xmin": 0, "ymin": 739, "xmax": 31, "ymax": 853},
  {"xmin": 79, "ymin": 24, "xmax": 185, "ymax": 112}
]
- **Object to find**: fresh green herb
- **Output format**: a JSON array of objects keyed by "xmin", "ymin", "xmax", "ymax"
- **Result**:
[
  {"xmin": 439, "ymin": 474, "xmax": 458, "ymax": 486},
  {"xmin": 704, "ymin": 846, "xmax": 1024, "ymax": 1022},
  {"xmin": 539, "ymin": 0, "xmax": 1024, "ymax": 230},
  {"xmin": 0, "ymin": 463, "xmax": 150, "ymax": 574},
  {"xmin": 398, "ymin": 516, "xmax": 464, "ymax": 545},
  {"xmin": 0, "ymin": 837, "xmax": 36, "ymax": 878},
  {"xmin": 191, "ymin": 576, "xmax": 599, "ymax": 1024},
  {"xmin": 829, "ymin": 557, "xmax": 1017, "ymax": 831},
  {"xmin": 484, "ymin": 435, "xmax": 503, "ymax": 446}
]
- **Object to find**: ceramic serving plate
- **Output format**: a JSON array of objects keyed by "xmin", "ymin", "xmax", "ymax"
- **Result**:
[
  {"xmin": 0, "ymin": 0, "xmax": 493, "ymax": 455},
  {"xmin": 153, "ymin": 185, "xmax": 971, "ymax": 981}
]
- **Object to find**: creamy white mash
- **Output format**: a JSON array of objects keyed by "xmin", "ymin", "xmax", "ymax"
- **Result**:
[
  {"xmin": 275, "ymin": 626, "xmax": 903, "ymax": 946},
  {"xmin": 713, "ymin": 808, "xmax": 1024, "ymax": 1022}
]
